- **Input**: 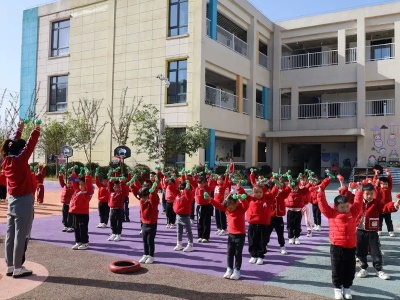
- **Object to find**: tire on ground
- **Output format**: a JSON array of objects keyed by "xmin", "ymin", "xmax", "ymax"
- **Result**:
[{"xmin": 109, "ymin": 260, "xmax": 141, "ymax": 274}]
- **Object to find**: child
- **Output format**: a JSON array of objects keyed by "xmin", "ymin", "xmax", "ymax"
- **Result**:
[
  {"xmin": 138, "ymin": 186, "xmax": 159, "ymax": 264},
  {"xmin": 195, "ymin": 176, "xmax": 213, "ymax": 242},
  {"xmin": 58, "ymin": 171, "xmax": 75, "ymax": 232},
  {"xmin": 317, "ymin": 185, "xmax": 363, "ymax": 300},
  {"xmin": 35, "ymin": 163, "xmax": 46, "ymax": 205},
  {"xmin": 299, "ymin": 174, "xmax": 313, "ymax": 237},
  {"xmin": 355, "ymin": 183, "xmax": 399, "ymax": 280},
  {"xmin": 108, "ymin": 179, "xmax": 128, "ymax": 241},
  {"xmin": 213, "ymin": 173, "xmax": 230, "ymax": 236},
  {"xmin": 0, "ymin": 167, "xmax": 7, "ymax": 202},
  {"xmin": 173, "ymin": 182, "xmax": 195, "ymax": 252},
  {"xmin": 95, "ymin": 169, "xmax": 111, "ymax": 228},
  {"xmin": 310, "ymin": 176, "xmax": 331, "ymax": 231},
  {"xmin": 208, "ymin": 193, "xmax": 249, "ymax": 280},
  {"xmin": 164, "ymin": 176, "xmax": 179, "ymax": 228},
  {"xmin": 69, "ymin": 170, "xmax": 93, "ymax": 250},
  {"xmin": 376, "ymin": 170, "xmax": 395, "ymax": 237}
]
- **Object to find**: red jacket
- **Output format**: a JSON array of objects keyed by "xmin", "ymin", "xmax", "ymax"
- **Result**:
[
  {"xmin": 318, "ymin": 189, "xmax": 363, "ymax": 248},
  {"xmin": 59, "ymin": 174, "xmax": 75, "ymax": 205},
  {"xmin": 270, "ymin": 185, "xmax": 291, "ymax": 217},
  {"xmin": 165, "ymin": 178, "xmax": 180, "ymax": 203},
  {"xmin": 310, "ymin": 178, "xmax": 331, "ymax": 205},
  {"xmin": 210, "ymin": 198, "xmax": 249, "ymax": 234},
  {"xmin": 0, "ymin": 171, "xmax": 6, "ymax": 186},
  {"xmin": 173, "ymin": 190, "xmax": 194, "ymax": 215},
  {"xmin": 246, "ymin": 186, "xmax": 278, "ymax": 225},
  {"xmin": 140, "ymin": 193, "xmax": 159, "ymax": 225},
  {"xmin": 213, "ymin": 174, "xmax": 230, "ymax": 203},
  {"xmin": 69, "ymin": 175, "xmax": 93, "ymax": 214},
  {"xmin": 1, "ymin": 127, "xmax": 40, "ymax": 196},
  {"xmin": 35, "ymin": 166, "xmax": 46, "ymax": 184},
  {"xmin": 195, "ymin": 185, "xmax": 211, "ymax": 206},
  {"xmin": 108, "ymin": 182, "xmax": 127, "ymax": 209},
  {"xmin": 285, "ymin": 186, "xmax": 310, "ymax": 209},
  {"xmin": 95, "ymin": 176, "xmax": 111, "ymax": 203}
]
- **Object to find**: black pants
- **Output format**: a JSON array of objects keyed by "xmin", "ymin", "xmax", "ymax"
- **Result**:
[
  {"xmin": 287, "ymin": 210, "xmax": 302, "ymax": 238},
  {"xmin": 356, "ymin": 229, "xmax": 382, "ymax": 271},
  {"xmin": 331, "ymin": 245, "xmax": 356, "ymax": 288},
  {"xmin": 142, "ymin": 223, "xmax": 157, "ymax": 257},
  {"xmin": 227, "ymin": 233, "xmax": 246, "ymax": 270},
  {"xmin": 62, "ymin": 204, "xmax": 72, "ymax": 227},
  {"xmin": 166, "ymin": 202, "xmax": 176, "ymax": 225},
  {"xmin": 72, "ymin": 214, "xmax": 89, "ymax": 244},
  {"xmin": 312, "ymin": 203, "xmax": 321, "ymax": 226},
  {"xmin": 379, "ymin": 213, "xmax": 393, "ymax": 232},
  {"xmin": 266, "ymin": 216, "xmax": 286, "ymax": 247},
  {"xmin": 123, "ymin": 196, "xmax": 130, "ymax": 221},
  {"xmin": 162, "ymin": 191, "xmax": 166, "ymax": 211},
  {"xmin": 190, "ymin": 201, "xmax": 195, "ymax": 220},
  {"xmin": 197, "ymin": 204, "xmax": 213, "ymax": 239},
  {"xmin": 110, "ymin": 208, "xmax": 123, "ymax": 235},
  {"xmin": 248, "ymin": 224, "xmax": 268, "ymax": 258},
  {"xmin": 0, "ymin": 185, "xmax": 6, "ymax": 199},
  {"xmin": 215, "ymin": 208, "xmax": 227, "ymax": 230},
  {"xmin": 98, "ymin": 202, "xmax": 110, "ymax": 225}
]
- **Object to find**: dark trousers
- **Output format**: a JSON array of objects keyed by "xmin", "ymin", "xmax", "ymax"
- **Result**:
[
  {"xmin": 62, "ymin": 204, "xmax": 72, "ymax": 227},
  {"xmin": 248, "ymin": 224, "xmax": 268, "ymax": 258},
  {"xmin": 227, "ymin": 233, "xmax": 246, "ymax": 270},
  {"xmin": 98, "ymin": 202, "xmax": 110, "ymax": 225},
  {"xmin": 190, "ymin": 201, "xmax": 195, "ymax": 220},
  {"xmin": 331, "ymin": 245, "xmax": 356, "ymax": 288},
  {"xmin": 142, "ymin": 223, "xmax": 157, "ymax": 257},
  {"xmin": 287, "ymin": 210, "xmax": 302, "ymax": 238},
  {"xmin": 356, "ymin": 229, "xmax": 382, "ymax": 271},
  {"xmin": 166, "ymin": 202, "xmax": 176, "ymax": 225},
  {"xmin": 72, "ymin": 214, "xmax": 89, "ymax": 244},
  {"xmin": 110, "ymin": 208, "xmax": 123, "ymax": 235},
  {"xmin": 215, "ymin": 208, "xmax": 227, "ymax": 230},
  {"xmin": 266, "ymin": 216, "xmax": 285, "ymax": 247},
  {"xmin": 0, "ymin": 185, "xmax": 6, "ymax": 199},
  {"xmin": 123, "ymin": 196, "xmax": 130, "ymax": 221},
  {"xmin": 312, "ymin": 203, "xmax": 322, "ymax": 226},
  {"xmin": 379, "ymin": 213, "xmax": 393, "ymax": 232},
  {"xmin": 197, "ymin": 204, "xmax": 213, "ymax": 239},
  {"xmin": 162, "ymin": 191, "xmax": 166, "ymax": 211}
]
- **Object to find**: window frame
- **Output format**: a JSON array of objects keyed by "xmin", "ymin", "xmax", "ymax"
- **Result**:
[
  {"xmin": 50, "ymin": 19, "xmax": 70, "ymax": 57},
  {"xmin": 167, "ymin": 59, "xmax": 187, "ymax": 104},
  {"xmin": 168, "ymin": 0, "xmax": 188, "ymax": 37},
  {"xmin": 49, "ymin": 75, "xmax": 68, "ymax": 113}
]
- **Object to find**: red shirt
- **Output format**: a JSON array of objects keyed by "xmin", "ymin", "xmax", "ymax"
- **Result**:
[
  {"xmin": 195, "ymin": 185, "xmax": 211, "ymax": 206},
  {"xmin": 246, "ymin": 186, "xmax": 278, "ymax": 225},
  {"xmin": 140, "ymin": 193, "xmax": 159, "ymax": 224},
  {"xmin": 69, "ymin": 175, "xmax": 93, "ymax": 214},
  {"xmin": 59, "ymin": 174, "xmax": 75, "ymax": 205},
  {"xmin": 285, "ymin": 186, "xmax": 310, "ymax": 209},
  {"xmin": 213, "ymin": 174, "xmax": 230, "ymax": 203},
  {"xmin": 35, "ymin": 166, "xmax": 46, "ymax": 184},
  {"xmin": 173, "ymin": 190, "xmax": 194, "ymax": 215},
  {"xmin": 108, "ymin": 183, "xmax": 126, "ymax": 209},
  {"xmin": 210, "ymin": 199, "xmax": 249, "ymax": 234},
  {"xmin": 165, "ymin": 179, "xmax": 180, "ymax": 203},
  {"xmin": 0, "ymin": 171, "xmax": 6, "ymax": 186},
  {"xmin": 95, "ymin": 176, "xmax": 111, "ymax": 203}
]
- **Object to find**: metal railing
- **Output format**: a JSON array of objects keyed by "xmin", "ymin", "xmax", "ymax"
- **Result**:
[
  {"xmin": 243, "ymin": 98, "xmax": 250, "ymax": 115},
  {"xmin": 366, "ymin": 99, "xmax": 395, "ymax": 116},
  {"xmin": 259, "ymin": 52, "xmax": 270, "ymax": 70},
  {"xmin": 346, "ymin": 47, "xmax": 357, "ymax": 63},
  {"xmin": 281, "ymin": 105, "xmax": 291, "ymax": 120},
  {"xmin": 256, "ymin": 102, "xmax": 264, "ymax": 119},
  {"xmin": 206, "ymin": 19, "xmax": 249, "ymax": 57},
  {"xmin": 366, "ymin": 43, "xmax": 395, "ymax": 61},
  {"xmin": 205, "ymin": 85, "xmax": 238, "ymax": 111},
  {"xmin": 298, "ymin": 101, "xmax": 357, "ymax": 119},
  {"xmin": 281, "ymin": 50, "xmax": 338, "ymax": 70}
]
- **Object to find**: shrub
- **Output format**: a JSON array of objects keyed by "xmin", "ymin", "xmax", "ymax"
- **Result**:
[
  {"xmin": 86, "ymin": 162, "xmax": 100, "ymax": 173},
  {"xmin": 45, "ymin": 163, "xmax": 57, "ymax": 177}
]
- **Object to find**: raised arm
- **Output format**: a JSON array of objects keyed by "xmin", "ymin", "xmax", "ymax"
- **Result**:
[
  {"xmin": 19, "ymin": 126, "xmax": 40, "ymax": 162},
  {"xmin": 317, "ymin": 189, "xmax": 336, "ymax": 218}
]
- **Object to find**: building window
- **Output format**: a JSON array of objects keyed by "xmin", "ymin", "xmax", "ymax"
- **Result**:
[
  {"xmin": 49, "ymin": 76, "xmax": 68, "ymax": 112},
  {"xmin": 167, "ymin": 60, "xmax": 187, "ymax": 104},
  {"xmin": 169, "ymin": 0, "xmax": 188, "ymax": 36},
  {"xmin": 51, "ymin": 19, "xmax": 70, "ymax": 57}
]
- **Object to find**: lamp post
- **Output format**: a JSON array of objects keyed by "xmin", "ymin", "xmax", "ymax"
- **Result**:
[{"xmin": 156, "ymin": 74, "xmax": 170, "ymax": 167}]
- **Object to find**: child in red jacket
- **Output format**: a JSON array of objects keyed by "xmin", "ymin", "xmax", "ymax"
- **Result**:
[
  {"xmin": 310, "ymin": 176, "xmax": 331, "ymax": 231},
  {"xmin": 377, "ymin": 170, "xmax": 395, "ymax": 236},
  {"xmin": 317, "ymin": 185, "xmax": 363, "ymax": 300},
  {"xmin": 195, "ymin": 176, "xmax": 212, "ymax": 242},
  {"xmin": 59, "ymin": 172, "xmax": 75, "ymax": 232},
  {"xmin": 164, "ymin": 176, "xmax": 180, "ymax": 228},
  {"xmin": 95, "ymin": 169, "xmax": 111, "ymax": 229},
  {"xmin": 208, "ymin": 193, "xmax": 249, "ymax": 280},
  {"xmin": 108, "ymin": 180, "xmax": 128, "ymax": 242},
  {"xmin": 173, "ymin": 182, "xmax": 195, "ymax": 252},
  {"xmin": 213, "ymin": 174, "xmax": 230, "ymax": 236},
  {"xmin": 35, "ymin": 163, "xmax": 46, "ymax": 205}
]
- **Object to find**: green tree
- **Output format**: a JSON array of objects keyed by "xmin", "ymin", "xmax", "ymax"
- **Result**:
[{"xmin": 131, "ymin": 104, "xmax": 209, "ymax": 166}]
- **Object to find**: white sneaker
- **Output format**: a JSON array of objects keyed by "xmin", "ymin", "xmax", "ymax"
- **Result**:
[
  {"xmin": 100, "ymin": 223, "xmax": 107, "ymax": 228},
  {"xmin": 97, "ymin": 223, "xmax": 102, "ymax": 228},
  {"xmin": 249, "ymin": 257, "xmax": 257, "ymax": 264},
  {"xmin": 197, "ymin": 238, "xmax": 203, "ymax": 243},
  {"xmin": 139, "ymin": 230, "xmax": 143, "ymax": 235},
  {"xmin": 174, "ymin": 243, "xmax": 183, "ymax": 251},
  {"xmin": 113, "ymin": 234, "xmax": 121, "ymax": 241},
  {"xmin": 377, "ymin": 271, "xmax": 390, "ymax": 280},
  {"xmin": 139, "ymin": 255, "xmax": 148, "ymax": 263},
  {"xmin": 288, "ymin": 238, "xmax": 294, "ymax": 244},
  {"xmin": 166, "ymin": 224, "xmax": 170, "ymax": 228},
  {"xmin": 334, "ymin": 288, "xmax": 344, "ymax": 300},
  {"xmin": 170, "ymin": 224, "xmax": 176, "ymax": 229},
  {"xmin": 230, "ymin": 269, "xmax": 241, "ymax": 280},
  {"xmin": 201, "ymin": 239, "xmax": 209, "ymax": 243},
  {"xmin": 62, "ymin": 226, "xmax": 68, "ymax": 232},
  {"xmin": 294, "ymin": 238, "xmax": 301, "ymax": 245},
  {"xmin": 6, "ymin": 266, "xmax": 14, "ymax": 276},
  {"xmin": 72, "ymin": 243, "xmax": 81, "ymax": 250},
  {"xmin": 190, "ymin": 219, "xmax": 194, "ymax": 224},
  {"xmin": 223, "ymin": 268, "xmax": 233, "ymax": 279},
  {"xmin": 12, "ymin": 266, "xmax": 33, "ymax": 278},
  {"xmin": 316, "ymin": 225, "xmax": 321, "ymax": 231},
  {"xmin": 280, "ymin": 247, "xmax": 288, "ymax": 254},
  {"xmin": 306, "ymin": 231, "xmax": 312, "ymax": 237},
  {"xmin": 312, "ymin": 224, "xmax": 318, "ymax": 230},
  {"xmin": 256, "ymin": 258, "xmax": 264, "ymax": 265},
  {"xmin": 356, "ymin": 269, "xmax": 368, "ymax": 278},
  {"xmin": 343, "ymin": 288, "xmax": 352, "ymax": 299},
  {"xmin": 215, "ymin": 229, "xmax": 222, "ymax": 235},
  {"xmin": 378, "ymin": 231, "xmax": 382, "ymax": 236},
  {"xmin": 108, "ymin": 234, "xmax": 116, "ymax": 241},
  {"xmin": 219, "ymin": 229, "xmax": 228, "ymax": 236},
  {"xmin": 145, "ymin": 256, "xmax": 154, "ymax": 264},
  {"xmin": 183, "ymin": 243, "xmax": 194, "ymax": 252},
  {"xmin": 389, "ymin": 231, "xmax": 395, "ymax": 237},
  {"xmin": 78, "ymin": 243, "xmax": 89, "ymax": 250}
]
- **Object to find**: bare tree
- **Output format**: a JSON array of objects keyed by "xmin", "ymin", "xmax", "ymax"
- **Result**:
[{"xmin": 0, "ymin": 89, "xmax": 20, "ymax": 142}]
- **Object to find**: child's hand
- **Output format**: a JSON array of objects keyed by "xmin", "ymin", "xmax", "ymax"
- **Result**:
[
  {"xmin": 203, "ymin": 192, "xmax": 209, "ymax": 200},
  {"xmin": 386, "ymin": 168, "xmax": 390, "ymax": 176}
]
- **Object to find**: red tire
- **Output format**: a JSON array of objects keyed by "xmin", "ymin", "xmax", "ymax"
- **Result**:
[{"xmin": 109, "ymin": 260, "xmax": 141, "ymax": 274}]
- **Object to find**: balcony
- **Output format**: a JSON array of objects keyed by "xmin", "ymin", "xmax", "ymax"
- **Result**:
[
  {"xmin": 206, "ymin": 19, "xmax": 249, "ymax": 57},
  {"xmin": 259, "ymin": 52, "xmax": 270, "ymax": 70},
  {"xmin": 366, "ymin": 43, "xmax": 395, "ymax": 61},
  {"xmin": 281, "ymin": 50, "xmax": 338, "ymax": 70},
  {"xmin": 346, "ymin": 47, "xmax": 357, "ymax": 63},
  {"xmin": 256, "ymin": 103, "xmax": 264, "ymax": 119},
  {"xmin": 205, "ymin": 85, "xmax": 237, "ymax": 111},
  {"xmin": 298, "ymin": 102, "xmax": 357, "ymax": 119},
  {"xmin": 366, "ymin": 99, "xmax": 395, "ymax": 116}
]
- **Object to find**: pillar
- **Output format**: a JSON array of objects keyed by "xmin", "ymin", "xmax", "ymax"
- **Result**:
[
  {"xmin": 209, "ymin": 0, "xmax": 218, "ymax": 40},
  {"xmin": 291, "ymin": 86, "xmax": 299, "ymax": 120},
  {"xmin": 206, "ymin": 129, "xmax": 216, "ymax": 169},
  {"xmin": 236, "ymin": 75, "xmax": 243, "ymax": 113},
  {"xmin": 338, "ymin": 29, "xmax": 346, "ymax": 65},
  {"xmin": 262, "ymin": 86, "xmax": 269, "ymax": 119}
]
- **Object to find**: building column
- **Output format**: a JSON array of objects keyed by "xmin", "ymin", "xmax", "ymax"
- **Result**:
[
  {"xmin": 209, "ymin": 0, "xmax": 218, "ymax": 40},
  {"xmin": 394, "ymin": 22, "xmax": 400, "ymax": 103},
  {"xmin": 236, "ymin": 75, "xmax": 243, "ymax": 113},
  {"xmin": 291, "ymin": 86, "xmax": 299, "ymax": 121},
  {"xmin": 206, "ymin": 129, "xmax": 216, "ymax": 169},
  {"xmin": 262, "ymin": 86, "xmax": 269, "ymax": 119},
  {"xmin": 272, "ymin": 138, "xmax": 281, "ymax": 172},
  {"xmin": 338, "ymin": 29, "xmax": 346, "ymax": 65},
  {"xmin": 272, "ymin": 28, "xmax": 282, "ymax": 131}
]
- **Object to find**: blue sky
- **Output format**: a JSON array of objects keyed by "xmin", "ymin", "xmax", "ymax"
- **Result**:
[{"xmin": 0, "ymin": 0, "xmax": 399, "ymax": 95}]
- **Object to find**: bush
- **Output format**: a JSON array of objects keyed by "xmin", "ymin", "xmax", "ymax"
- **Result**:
[
  {"xmin": 45, "ymin": 163, "xmax": 57, "ymax": 177},
  {"xmin": 86, "ymin": 162, "xmax": 100, "ymax": 174},
  {"xmin": 97, "ymin": 166, "xmax": 110, "ymax": 181}
]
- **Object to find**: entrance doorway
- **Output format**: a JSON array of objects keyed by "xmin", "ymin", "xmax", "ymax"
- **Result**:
[{"xmin": 282, "ymin": 144, "xmax": 321, "ymax": 176}]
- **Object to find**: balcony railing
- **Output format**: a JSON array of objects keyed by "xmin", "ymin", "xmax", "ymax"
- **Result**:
[
  {"xmin": 346, "ymin": 47, "xmax": 357, "ymax": 63},
  {"xmin": 256, "ymin": 102, "xmax": 264, "ymax": 118},
  {"xmin": 366, "ymin": 43, "xmax": 395, "ymax": 61},
  {"xmin": 243, "ymin": 98, "xmax": 250, "ymax": 115},
  {"xmin": 281, "ymin": 105, "xmax": 291, "ymax": 120},
  {"xmin": 259, "ymin": 52, "xmax": 270, "ymax": 70},
  {"xmin": 366, "ymin": 99, "xmax": 395, "ymax": 116},
  {"xmin": 281, "ymin": 50, "xmax": 338, "ymax": 70},
  {"xmin": 298, "ymin": 102, "xmax": 357, "ymax": 119},
  {"xmin": 205, "ymin": 85, "xmax": 237, "ymax": 111},
  {"xmin": 206, "ymin": 19, "xmax": 249, "ymax": 57}
]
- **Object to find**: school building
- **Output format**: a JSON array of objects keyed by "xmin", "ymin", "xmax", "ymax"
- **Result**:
[{"xmin": 20, "ymin": 0, "xmax": 400, "ymax": 176}]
